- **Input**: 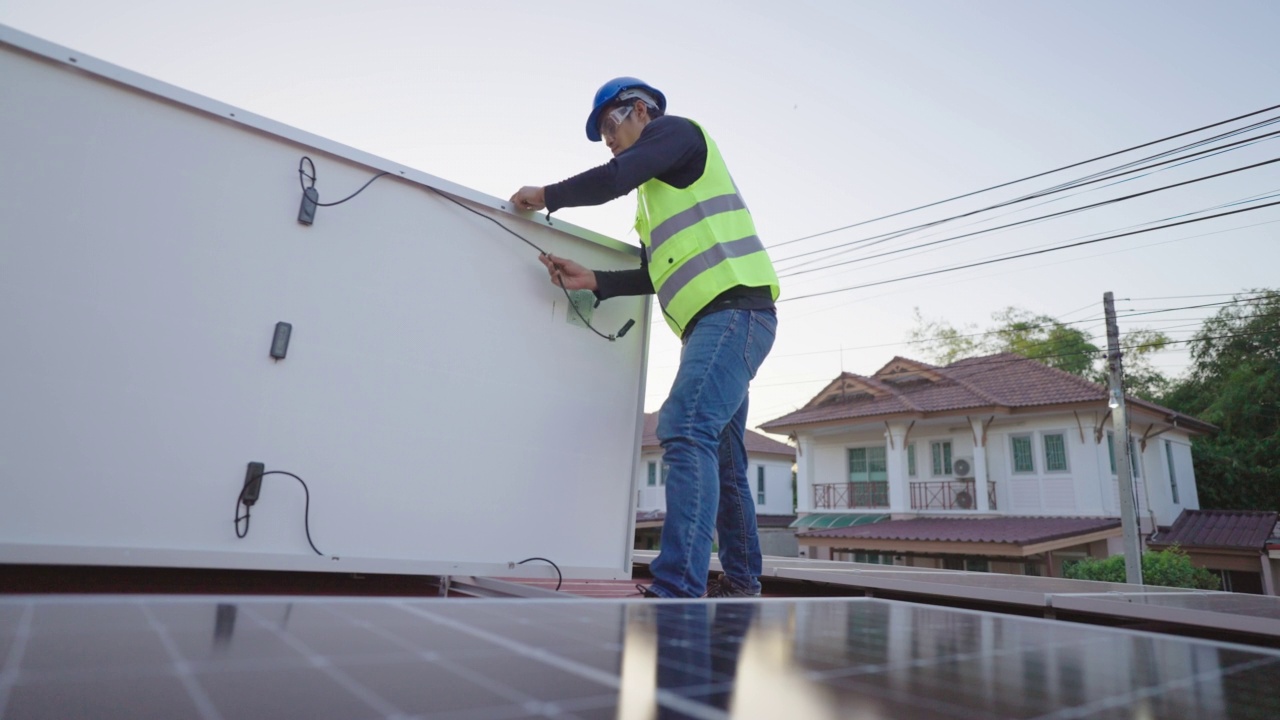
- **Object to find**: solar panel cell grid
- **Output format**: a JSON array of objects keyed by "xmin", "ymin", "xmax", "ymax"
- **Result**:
[{"xmin": 2, "ymin": 595, "xmax": 1278, "ymax": 719}]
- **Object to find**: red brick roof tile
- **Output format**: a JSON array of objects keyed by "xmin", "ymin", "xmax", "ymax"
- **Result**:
[
  {"xmin": 797, "ymin": 516, "xmax": 1120, "ymax": 545},
  {"xmin": 1149, "ymin": 509, "xmax": 1279, "ymax": 551},
  {"xmin": 762, "ymin": 353, "xmax": 1213, "ymax": 433}
]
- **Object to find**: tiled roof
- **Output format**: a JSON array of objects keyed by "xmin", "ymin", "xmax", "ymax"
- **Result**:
[
  {"xmin": 762, "ymin": 353, "xmax": 1214, "ymax": 433},
  {"xmin": 757, "ymin": 514, "xmax": 799, "ymax": 528},
  {"xmin": 1149, "ymin": 509, "xmax": 1279, "ymax": 551},
  {"xmin": 641, "ymin": 413, "xmax": 795, "ymax": 458},
  {"xmin": 797, "ymin": 516, "xmax": 1121, "ymax": 545}
]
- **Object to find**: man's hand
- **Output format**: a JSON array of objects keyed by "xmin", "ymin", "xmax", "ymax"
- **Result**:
[
  {"xmin": 539, "ymin": 253, "xmax": 597, "ymax": 292},
  {"xmin": 510, "ymin": 186, "xmax": 546, "ymax": 212}
]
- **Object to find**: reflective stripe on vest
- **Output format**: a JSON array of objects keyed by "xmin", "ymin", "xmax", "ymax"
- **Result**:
[
  {"xmin": 636, "ymin": 121, "xmax": 780, "ymax": 336},
  {"xmin": 656, "ymin": 234, "xmax": 767, "ymax": 309},
  {"xmin": 649, "ymin": 192, "xmax": 749, "ymax": 252}
]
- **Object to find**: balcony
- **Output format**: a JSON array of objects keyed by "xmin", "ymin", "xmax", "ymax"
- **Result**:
[
  {"xmin": 812, "ymin": 481, "xmax": 890, "ymax": 510},
  {"xmin": 910, "ymin": 480, "xmax": 998, "ymax": 511}
]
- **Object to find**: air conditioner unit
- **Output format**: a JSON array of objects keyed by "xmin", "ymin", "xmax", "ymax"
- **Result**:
[{"xmin": 953, "ymin": 457, "xmax": 974, "ymax": 478}]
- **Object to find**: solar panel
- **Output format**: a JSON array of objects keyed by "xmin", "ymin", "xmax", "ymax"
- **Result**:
[{"xmin": 2, "ymin": 595, "xmax": 1277, "ymax": 719}]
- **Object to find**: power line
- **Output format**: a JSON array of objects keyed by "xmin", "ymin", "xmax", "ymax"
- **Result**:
[
  {"xmin": 780, "ymin": 200, "xmax": 1280, "ymax": 302},
  {"xmin": 779, "ymin": 156, "xmax": 1280, "ymax": 279},
  {"xmin": 748, "ymin": 296, "xmax": 1280, "ymax": 363},
  {"xmin": 830, "ymin": 189, "xmax": 1280, "ymax": 281},
  {"xmin": 751, "ymin": 327, "xmax": 1279, "ymax": 392},
  {"xmin": 774, "ymin": 120, "xmax": 1280, "ymax": 269},
  {"xmin": 768, "ymin": 102, "xmax": 1280, "ymax": 251},
  {"xmin": 1128, "ymin": 292, "xmax": 1276, "ymax": 301}
]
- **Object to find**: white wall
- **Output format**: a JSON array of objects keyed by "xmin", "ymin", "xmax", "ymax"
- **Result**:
[
  {"xmin": 795, "ymin": 412, "xmax": 1200, "ymax": 523},
  {"xmin": 751, "ymin": 458, "xmax": 795, "ymax": 516},
  {"xmin": 636, "ymin": 451, "xmax": 665, "ymax": 511},
  {"xmin": 0, "ymin": 31, "xmax": 649, "ymax": 579},
  {"xmin": 634, "ymin": 451, "xmax": 793, "ymax": 517},
  {"xmin": 987, "ymin": 421, "xmax": 1088, "ymax": 516}
]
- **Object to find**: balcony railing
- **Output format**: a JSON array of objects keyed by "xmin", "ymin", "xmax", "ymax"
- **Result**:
[
  {"xmin": 812, "ymin": 481, "xmax": 890, "ymax": 509},
  {"xmin": 910, "ymin": 479, "xmax": 967, "ymax": 511},
  {"xmin": 908, "ymin": 479, "xmax": 1000, "ymax": 511}
]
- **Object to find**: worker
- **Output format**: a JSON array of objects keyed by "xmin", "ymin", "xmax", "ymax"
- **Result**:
[{"xmin": 511, "ymin": 77, "xmax": 780, "ymax": 598}]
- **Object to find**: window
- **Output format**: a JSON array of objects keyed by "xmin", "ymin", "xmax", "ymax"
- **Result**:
[
  {"xmin": 1165, "ymin": 441, "xmax": 1180, "ymax": 504},
  {"xmin": 907, "ymin": 443, "xmax": 917, "ymax": 477},
  {"xmin": 1011, "ymin": 435, "xmax": 1035, "ymax": 473},
  {"xmin": 848, "ymin": 447, "xmax": 887, "ymax": 482},
  {"xmin": 660, "ymin": 463, "xmax": 670, "ymax": 486},
  {"xmin": 931, "ymin": 441, "xmax": 952, "ymax": 476},
  {"xmin": 647, "ymin": 462, "xmax": 657, "ymax": 487},
  {"xmin": 965, "ymin": 558, "xmax": 990, "ymax": 573},
  {"xmin": 757, "ymin": 466, "xmax": 766, "ymax": 504},
  {"xmin": 1106, "ymin": 432, "xmax": 1138, "ymax": 478},
  {"xmin": 1107, "ymin": 431, "xmax": 1116, "ymax": 473},
  {"xmin": 1043, "ymin": 433, "xmax": 1068, "ymax": 472},
  {"xmin": 854, "ymin": 552, "xmax": 890, "ymax": 565}
]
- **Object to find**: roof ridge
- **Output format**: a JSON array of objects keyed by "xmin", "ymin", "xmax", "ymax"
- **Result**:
[
  {"xmin": 858, "ymin": 375, "xmax": 925, "ymax": 413},
  {"xmin": 930, "ymin": 364, "xmax": 1004, "ymax": 407},
  {"xmin": 948, "ymin": 352, "xmax": 1108, "ymax": 401}
]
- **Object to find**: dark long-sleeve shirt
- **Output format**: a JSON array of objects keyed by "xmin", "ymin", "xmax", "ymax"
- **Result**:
[{"xmin": 543, "ymin": 115, "xmax": 774, "ymax": 335}]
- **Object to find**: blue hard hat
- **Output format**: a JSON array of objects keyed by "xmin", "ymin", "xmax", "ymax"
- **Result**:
[{"xmin": 585, "ymin": 77, "xmax": 666, "ymax": 142}]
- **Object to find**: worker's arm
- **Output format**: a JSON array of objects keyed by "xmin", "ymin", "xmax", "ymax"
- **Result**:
[
  {"xmin": 516, "ymin": 116, "xmax": 705, "ymax": 298},
  {"xmin": 542, "ymin": 116, "xmax": 705, "ymax": 211},
  {"xmin": 552, "ymin": 116, "xmax": 704, "ymax": 298}
]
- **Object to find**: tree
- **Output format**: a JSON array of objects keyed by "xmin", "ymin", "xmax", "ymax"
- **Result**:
[
  {"xmin": 1159, "ymin": 290, "xmax": 1280, "ymax": 511},
  {"xmin": 1063, "ymin": 546, "xmax": 1220, "ymax": 590},
  {"xmin": 908, "ymin": 306, "xmax": 1171, "ymax": 399}
]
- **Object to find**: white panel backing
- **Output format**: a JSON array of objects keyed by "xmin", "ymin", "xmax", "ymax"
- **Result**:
[{"xmin": 0, "ymin": 26, "xmax": 650, "ymax": 580}]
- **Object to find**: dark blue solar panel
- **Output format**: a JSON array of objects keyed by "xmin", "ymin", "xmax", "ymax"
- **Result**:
[{"xmin": 1, "ymin": 595, "xmax": 1277, "ymax": 719}]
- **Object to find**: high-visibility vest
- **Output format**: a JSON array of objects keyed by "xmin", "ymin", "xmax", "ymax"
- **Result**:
[{"xmin": 635, "ymin": 121, "xmax": 780, "ymax": 337}]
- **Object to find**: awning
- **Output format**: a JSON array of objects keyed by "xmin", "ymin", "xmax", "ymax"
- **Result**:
[{"xmin": 790, "ymin": 513, "xmax": 889, "ymax": 529}]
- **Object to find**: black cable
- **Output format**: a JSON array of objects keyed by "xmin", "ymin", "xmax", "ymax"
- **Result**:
[
  {"xmin": 425, "ymin": 187, "xmax": 635, "ymax": 342},
  {"xmin": 234, "ymin": 493, "xmax": 251, "ymax": 538},
  {"xmin": 768, "ymin": 102, "xmax": 1280, "ymax": 250},
  {"xmin": 297, "ymin": 156, "xmax": 391, "ymax": 207},
  {"xmin": 780, "ymin": 200, "xmax": 1280, "ymax": 302},
  {"xmin": 234, "ymin": 469, "xmax": 325, "ymax": 556},
  {"xmin": 517, "ymin": 557, "xmax": 563, "ymax": 591},
  {"xmin": 775, "ymin": 120, "xmax": 1280, "ymax": 268},
  {"xmin": 293, "ymin": 156, "xmax": 634, "ymax": 341},
  {"xmin": 780, "ymin": 156, "xmax": 1280, "ymax": 279}
]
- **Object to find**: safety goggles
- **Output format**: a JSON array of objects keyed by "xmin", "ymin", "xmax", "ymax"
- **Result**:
[{"xmin": 598, "ymin": 104, "xmax": 634, "ymax": 139}]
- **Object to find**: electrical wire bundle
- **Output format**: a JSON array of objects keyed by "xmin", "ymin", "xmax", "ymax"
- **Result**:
[{"xmin": 762, "ymin": 103, "xmax": 1280, "ymax": 303}]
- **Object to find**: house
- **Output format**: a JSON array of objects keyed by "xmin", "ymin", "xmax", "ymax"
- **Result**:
[
  {"xmin": 1147, "ymin": 509, "xmax": 1279, "ymax": 595},
  {"xmin": 634, "ymin": 413, "xmax": 797, "ymax": 556},
  {"xmin": 760, "ymin": 353, "xmax": 1216, "ymax": 578}
]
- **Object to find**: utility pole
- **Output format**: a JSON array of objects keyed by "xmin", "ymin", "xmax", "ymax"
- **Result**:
[{"xmin": 1104, "ymin": 291, "xmax": 1144, "ymax": 585}]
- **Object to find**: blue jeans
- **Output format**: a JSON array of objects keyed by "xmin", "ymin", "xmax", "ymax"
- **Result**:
[{"xmin": 650, "ymin": 308, "xmax": 777, "ymax": 598}]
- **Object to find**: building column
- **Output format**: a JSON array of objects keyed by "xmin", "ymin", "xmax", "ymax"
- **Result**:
[
  {"xmin": 795, "ymin": 436, "xmax": 815, "ymax": 513},
  {"xmin": 885, "ymin": 422, "xmax": 911, "ymax": 514},
  {"xmin": 970, "ymin": 417, "xmax": 991, "ymax": 513}
]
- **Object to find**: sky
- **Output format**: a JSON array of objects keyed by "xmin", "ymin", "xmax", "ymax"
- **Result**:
[{"xmin": 4, "ymin": 0, "xmax": 1278, "ymax": 436}]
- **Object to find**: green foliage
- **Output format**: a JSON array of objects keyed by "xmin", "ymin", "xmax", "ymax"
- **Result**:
[
  {"xmin": 1063, "ymin": 547, "xmax": 1220, "ymax": 590},
  {"xmin": 1159, "ymin": 289, "xmax": 1280, "ymax": 511},
  {"xmin": 907, "ymin": 305, "xmax": 1170, "ymax": 398}
]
